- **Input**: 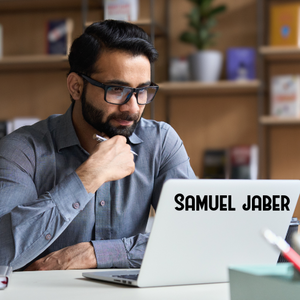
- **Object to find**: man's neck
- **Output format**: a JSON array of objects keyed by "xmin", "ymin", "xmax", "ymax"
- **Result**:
[{"xmin": 72, "ymin": 101, "xmax": 100, "ymax": 154}]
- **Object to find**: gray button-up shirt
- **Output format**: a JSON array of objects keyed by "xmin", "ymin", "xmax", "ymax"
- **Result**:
[{"xmin": 0, "ymin": 104, "xmax": 196, "ymax": 270}]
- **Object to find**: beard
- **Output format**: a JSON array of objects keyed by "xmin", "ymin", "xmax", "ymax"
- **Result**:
[{"xmin": 81, "ymin": 88, "xmax": 141, "ymax": 138}]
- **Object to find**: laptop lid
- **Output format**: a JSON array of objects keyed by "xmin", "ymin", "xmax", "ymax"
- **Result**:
[
  {"xmin": 137, "ymin": 179, "xmax": 299, "ymax": 287},
  {"xmin": 83, "ymin": 179, "xmax": 300, "ymax": 288}
]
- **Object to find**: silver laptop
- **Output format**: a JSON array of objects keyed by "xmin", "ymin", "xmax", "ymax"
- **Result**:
[{"xmin": 83, "ymin": 179, "xmax": 300, "ymax": 287}]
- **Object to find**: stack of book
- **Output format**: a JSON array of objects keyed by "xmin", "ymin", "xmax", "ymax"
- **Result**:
[
  {"xmin": 202, "ymin": 145, "xmax": 258, "ymax": 180},
  {"xmin": 104, "ymin": 0, "xmax": 139, "ymax": 22}
]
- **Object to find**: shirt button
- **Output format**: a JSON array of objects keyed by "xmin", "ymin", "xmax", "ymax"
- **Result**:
[
  {"xmin": 100, "ymin": 200, "xmax": 106, "ymax": 206},
  {"xmin": 45, "ymin": 234, "xmax": 52, "ymax": 240},
  {"xmin": 72, "ymin": 202, "xmax": 80, "ymax": 209}
]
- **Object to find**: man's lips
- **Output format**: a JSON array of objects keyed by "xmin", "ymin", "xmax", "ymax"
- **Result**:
[{"xmin": 113, "ymin": 119, "xmax": 134, "ymax": 126}]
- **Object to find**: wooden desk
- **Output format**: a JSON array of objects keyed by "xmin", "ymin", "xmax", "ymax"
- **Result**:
[{"xmin": 1, "ymin": 269, "xmax": 230, "ymax": 300}]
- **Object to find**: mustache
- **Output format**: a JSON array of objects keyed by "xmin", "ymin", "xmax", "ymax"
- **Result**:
[{"xmin": 107, "ymin": 112, "xmax": 140, "ymax": 122}]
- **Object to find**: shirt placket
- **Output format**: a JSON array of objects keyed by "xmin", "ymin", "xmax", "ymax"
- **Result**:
[{"xmin": 95, "ymin": 182, "xmax": 111, "ymax": 240}]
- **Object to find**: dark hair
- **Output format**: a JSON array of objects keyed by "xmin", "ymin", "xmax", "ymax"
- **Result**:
[{"xmin": 68, "ymin": 19, "xmax": 158, "ymax": 76}]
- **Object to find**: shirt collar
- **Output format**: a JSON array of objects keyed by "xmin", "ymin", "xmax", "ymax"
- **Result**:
[
  {"xmin": 56, "ymin": 103, "xmax": 144, "ymax": 151},
  {"xmin": 128, "ymin": 131, "xmax": 143, "ymax": 145},
  {"xmin": 56, "ymin": 103, "xmax": 81, "ymax": 152}
]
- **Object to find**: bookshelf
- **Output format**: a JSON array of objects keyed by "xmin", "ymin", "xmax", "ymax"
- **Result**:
[
  {"xmin": 0, "ymin": 0, "xmax": 260, "ymax": 180},
  {"xmin": 0, "ymin": 0, "xmax": 168, "ymax": 121},
  {"xmin": 85, "ymin": 19, "xmax": 167, "ymax": 37},
  {"xmin": 259, "ymin": 46, "xmax": 300, "ymax": 61},
  {"xmin": 0, "ymin": 0, "xmax": 104, "ymax": 120},
  {"xmin": 0, "ymin": 55, "xmax": 69, "ymax": 71},
  {"xmin": 257, "ymin": 0, "xmax": 300, "ymax": 183},
  {"xmin": 260, "ymin": 116, "xmax": 300, "ymax": 125},
  {"xmin": 158, "ymin": 80, "xmax": 260, "ymax": 95}
]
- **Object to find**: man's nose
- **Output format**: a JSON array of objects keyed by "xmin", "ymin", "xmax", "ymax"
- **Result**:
[{"xmin": 119, "ymin": 93, "xmax": 139, "ymax": 113}]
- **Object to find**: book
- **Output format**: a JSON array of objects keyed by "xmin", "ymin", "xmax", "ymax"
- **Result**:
[
  {"xmin": 0, "ymin": 118, "xmax": 40, "ymax": 139},
  {"xmin": 0, "ymin": 266, "xmax": 12, "ymax": 290},
  {"xmin": 269, "ymin": 3, "xmax": 300, "ymax": 47},
  {"xmin": 270, "ymin": 75, "xmax": 300, "ymax": 117},
  {"xmin": 228, "ymin": 145, "xmax": 258, "ymax": 180},
  {"xmin": 0, "ymin": 24, "xmax": 2, "ymax": 59},
  {"xmin": 104, "ymin": 0, "xmax": 139, "ymax": 21},
  {"xmin": 229, "ymin": 263, "xmax": 300, "ymax": 300},
  {"xmin": 6, "ymin": 117, "xmax": 40, "ymax": 135},
  {"xmin": 226, "ymin": 48, "xmax": 256, "ymax": 81},
  {"xmin": 202, "ymin": 149, "xmax": 228, "ymax": 179},
  {"xmin": 169, "ymin": 57, "xmax": 190, "ymax": 81},
  {"xmin": 46, "ymin": 19, "xmax": 74, "ymax": 55}
]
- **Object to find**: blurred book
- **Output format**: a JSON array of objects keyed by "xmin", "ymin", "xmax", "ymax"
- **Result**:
[
  {"xmin": 0, "ymin": 121, "xmax": 7, "ymax": 139},
  {"xmin": 228, "ymin": 145, "xmax": 258, "ymax": 180},
  {"xmin": 0, "ymin": 24, "xmax": 2, "ymax": 59},
  {"xmin": 169, "ymin": 57, "xmax": 189, "ymax": 81},
  {"xmin": 226, "ymin": 48, "xmax": 256, "ymax": 81},
  {"xmin": 0, "ymin": 117, "xmax": 40, "ymax": 139},
  {"xmin": 46, "ymin": 19, "xmax": 74, "ymax": 55},
  {"xmin": 104, "ymin": 0, "xmax": 139, "ymax": 21},
  {"xmin": 270, "ymin": 75, "xmax": 300, "ymax": 117},
  {"xmin": 269, "ymin": 3, "xmax": 300, "ymax": 47},
  {"xmin": 6, "ymin": 117, "xmax": 40, "ymax": 134},
  {"xmin": 202, "ymin": 149, "xmax": 228, "ymax": 179}
]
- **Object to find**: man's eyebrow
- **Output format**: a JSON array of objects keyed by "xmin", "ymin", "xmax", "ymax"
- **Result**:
[{"xmin": 104, "ymin": 80, "xmax": 152, "ymax": 87}]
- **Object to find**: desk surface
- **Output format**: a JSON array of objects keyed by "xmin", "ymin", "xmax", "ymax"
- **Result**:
[{"xmin": 1, "ymin": 269, "xmax": 230, "ymax": 300}]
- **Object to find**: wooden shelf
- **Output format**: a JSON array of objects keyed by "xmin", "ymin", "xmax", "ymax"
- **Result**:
[
  {"xmin": 260, "ymin": 116, "xmax": 300, "ymax": 125},
  {"xmin": 157, "ymin": 80, "xmax": 261, "ymax": 96},
  {"xmin": 0, "ymin": 0, "xmax": 101, "ymax": 11},
  {"xmin": 0, "ymin": 55, "xmax": 69, "ymax": 71},
  {"xmin": 86, "ymin": 19, "xmax": 166, "ymax": 36},
  {"xmin": 259, "ymin": 46, "xmax": 300, "ymax": 61}
]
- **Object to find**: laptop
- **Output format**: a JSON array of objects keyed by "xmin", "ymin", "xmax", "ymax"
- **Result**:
[{"xmin": 83, "ymin": 179, "xmax": 300, "ymax": 287}]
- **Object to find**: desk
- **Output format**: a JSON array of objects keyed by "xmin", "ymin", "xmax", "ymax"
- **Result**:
[{"xmin": 1, "ymin": 269, "xmax": 230, "ymax": 300}]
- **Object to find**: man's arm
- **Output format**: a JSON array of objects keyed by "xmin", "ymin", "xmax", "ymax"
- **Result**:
[
  {"xmin": 0, "ymin": 135, "xmax": 134, "ymax": 270},
  {"xmin": 24, "ymin": 242, "xmax": 97, "ymax": 271},
  {"xmin": 23, "ymin": 124, "xmax": 195, "ymax": 271}
]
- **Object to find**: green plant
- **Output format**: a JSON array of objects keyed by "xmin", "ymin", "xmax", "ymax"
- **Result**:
[{"xmin": 180, "ymin": 0, "xmax": 227, "ymax": 50}]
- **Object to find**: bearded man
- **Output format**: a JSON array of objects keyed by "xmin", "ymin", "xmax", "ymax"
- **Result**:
[{"xmin": 0, "ymin": 20, "xmax": 195, "ymax": 271}]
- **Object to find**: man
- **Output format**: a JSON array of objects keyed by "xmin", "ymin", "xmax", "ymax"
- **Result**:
[{"xmin": 0, "ymin": 20, "xmax": 196, "ymax": 271}]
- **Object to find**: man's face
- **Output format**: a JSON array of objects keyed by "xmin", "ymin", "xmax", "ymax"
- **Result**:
[{"xmin": 81, "ymin": 51, "xmax": 151, "ymax": 138}]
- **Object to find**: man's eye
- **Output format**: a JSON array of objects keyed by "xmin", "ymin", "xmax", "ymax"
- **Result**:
[{"xmin": 110, "ymin": 87, "xmax": 124, "ymax": 92}]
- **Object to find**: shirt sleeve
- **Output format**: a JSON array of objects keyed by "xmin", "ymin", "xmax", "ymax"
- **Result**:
[
  {"xmin": 151, "ymin": 123, "xmax": 197, "ymax": 210},
  {"xmin": 0, "ymin": 138, "xmax": 94, "ymax": 271},
  {"xmin": 91, "ymin": 233, "xmax": 149, "ymax": 269}
]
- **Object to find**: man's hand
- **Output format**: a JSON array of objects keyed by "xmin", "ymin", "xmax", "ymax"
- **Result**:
[
  {"xmin": 76, "ymin": 135, "xmax": 135, "ymax": 193},
  {"xmin": 24, "ymin": 242, "xmax": 97, "ymax": 271}
]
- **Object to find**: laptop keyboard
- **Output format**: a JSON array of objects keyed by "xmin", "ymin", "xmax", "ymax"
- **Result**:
[{"xmin": 112, "ymin": 274, "xmax": 139, "ymax": 280}]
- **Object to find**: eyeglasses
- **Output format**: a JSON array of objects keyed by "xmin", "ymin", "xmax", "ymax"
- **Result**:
[{"xmin": 79, "ymin": 73, "xmax": 159, "ymax": 105}]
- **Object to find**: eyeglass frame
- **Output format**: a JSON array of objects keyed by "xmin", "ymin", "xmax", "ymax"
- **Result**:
[{"xmin": 77, "ymin": 73, "xmax": 159, "ymax": 105}]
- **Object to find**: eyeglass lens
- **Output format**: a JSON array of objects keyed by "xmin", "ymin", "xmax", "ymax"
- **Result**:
[{"xmin": 106, "ymin": 86, "xmax": 156, "ymax": 104}]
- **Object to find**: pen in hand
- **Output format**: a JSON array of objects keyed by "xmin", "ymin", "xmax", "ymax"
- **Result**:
[{"xmin": 93, "ymin": 134, "xmax": 138, "ymax": 156}]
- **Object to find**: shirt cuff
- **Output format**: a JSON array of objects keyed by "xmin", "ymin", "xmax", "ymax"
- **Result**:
[{"xmin": 91, "ymin": 239, "xmax": 129, "ymax": 269}]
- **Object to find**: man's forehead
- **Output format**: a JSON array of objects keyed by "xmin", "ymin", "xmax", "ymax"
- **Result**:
[
  {"xmin": 92, "ymin": 51, "xmax": 151, "ymax": 82},
  {"xmin": 94, "ymin": 50, "xmax": 150, "ymax": 69}
]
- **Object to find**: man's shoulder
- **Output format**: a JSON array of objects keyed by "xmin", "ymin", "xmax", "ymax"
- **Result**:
[{"xmin": 137, "ymin": 118, "xmax": 173, "ymax": 132}]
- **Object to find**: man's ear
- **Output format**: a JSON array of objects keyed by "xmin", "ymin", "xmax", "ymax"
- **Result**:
[{"xmin": 67, "ymin": 73, "xmax": 84, "ymax": 101}]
